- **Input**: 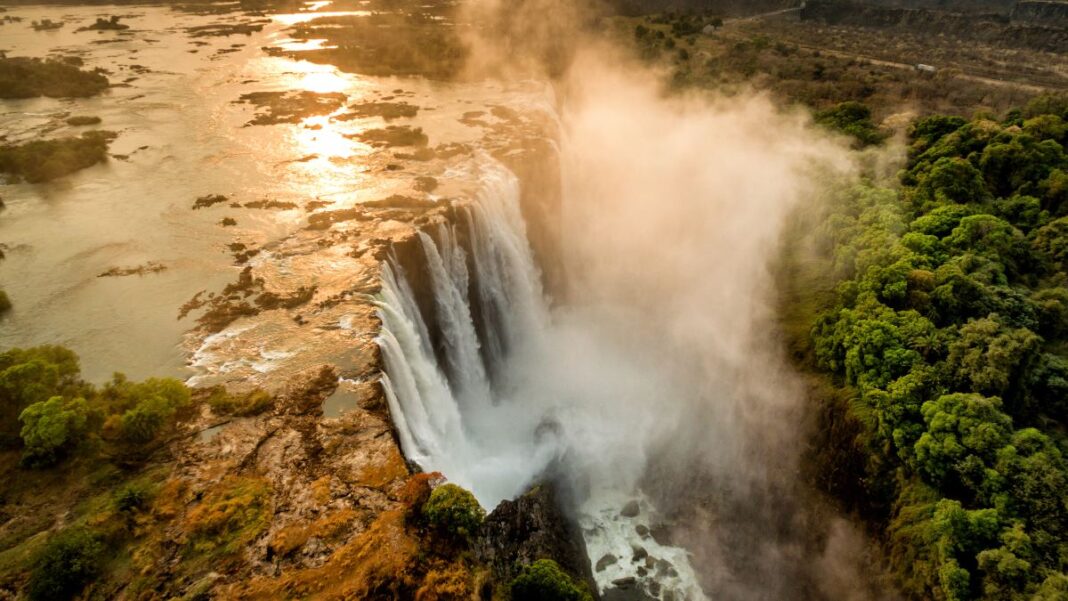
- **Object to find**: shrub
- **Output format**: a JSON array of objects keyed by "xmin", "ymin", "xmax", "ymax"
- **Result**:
[
  {"xmin": 110, "ymin": 378, "xmax": 190, "ymax": 445},
  {"xmin": 113, "ymin": 482, "xmax": 150, "ymax": 513},
  {"xmin": 26, "ymin": 528, "xmax": 104, "ymax": 601},
  {"xmin": 0, "ymin": 290, "xmax": 10, "ymax": 315},
  {"xmin": 205, "ymin": 387, "xmax": 273, "ymax": 417},
  {"xmin": 422, "ymin": 483, "xmax": 484, "ymax": 539},
  {"xmin": 18, "ymin": 396, "xmax": 91, "ymax": 467},
  {"xmin": 510, "ymin": 559, "xmax": 592, "ymax": 601},
  {"xmin": 185, "ymin": 477, "xmax": 270, "ymax": 557}
]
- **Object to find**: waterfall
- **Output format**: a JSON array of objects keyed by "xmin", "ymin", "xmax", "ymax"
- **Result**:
[{"xmin": 375, "ymin": 155, "xmax": 707, "ymax": 601}]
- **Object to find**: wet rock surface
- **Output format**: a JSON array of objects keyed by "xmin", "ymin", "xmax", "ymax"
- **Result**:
[{"xmin": 477, "ymin": 484, "xmax": 599, "ymax": 596}]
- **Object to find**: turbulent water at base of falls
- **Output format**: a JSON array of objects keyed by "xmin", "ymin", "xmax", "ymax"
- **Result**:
[{"xmin": 375, "ymin": 156, "xmax": 708, "ymax": 600}]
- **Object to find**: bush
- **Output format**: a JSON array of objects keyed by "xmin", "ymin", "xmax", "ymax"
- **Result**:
[
  {"xmin": 0, "ymin": 290, "xmax": 10, "ymax": 315},
  {"xmin": 18, "ymin": 396, "xmax": 91, "ymax": 467},
  {"xmin": 205, "ymin": 387, "xmax": 273, "ymax": 417},
  {"xmin": 26, "ymin": 528, "xmax": 104, "ymax": 601},
  {"xmin": 108, "ymin": 377, "xmax": 190, "ymax": 445},
  {"xmin": 422, "ymin": 483, "xmax": 485, "ymax": 539},
  {"xmin": 185, "ymin": 477, "xmax": 270, "ymax": 557},
  {"xmin": 113, "ymin": 482, "xmax": 150, "ymax": 513},
  {"xmin": 510, "ymin": 559, "xmax": 592, "ymax": 601}
]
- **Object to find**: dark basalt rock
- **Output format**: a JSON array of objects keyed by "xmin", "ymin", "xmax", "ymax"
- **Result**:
[{"xmin": 476, "ymin": 483, "xmax": 598, "ymax": 598}]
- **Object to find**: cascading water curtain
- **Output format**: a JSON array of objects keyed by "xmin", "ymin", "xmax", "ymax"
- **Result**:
[{"xmin": 374, "ymin": 155, "xmax": 707, "ymax": 601}]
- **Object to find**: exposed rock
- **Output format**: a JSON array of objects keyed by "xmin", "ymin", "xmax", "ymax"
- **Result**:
[
  {"xmin": 98, "ymin": 261, "xmax": 166, "ymax": 277},
  {"xmin": 476, "ymin": 484, "xmax": 597, "ymax": 595},
  {"xmin": 192, "ymin": 193, "xmax": 228, "ymax": 209},
  {"xmin": 236, "ymin": 91, "xmax": 346, "ymax": 126},
  {"xmin": 354, "ymin": 125, "xmax": 428, "ymax": 148},
  {"xmin": 596, "ymin": 554, "xmax": 618, "ymax": 572},
  {"xmin": 336, "ymin": 101, "xmax": 419, "ymax": 122},
  {"xmin": 620, "ymin": 499, "xmax": 640, "ymax": 517}
]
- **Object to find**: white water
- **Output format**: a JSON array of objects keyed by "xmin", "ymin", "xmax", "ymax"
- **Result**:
[{"xmin": 375, "ymin": 156, "xmax": 707, "ymax": 600}]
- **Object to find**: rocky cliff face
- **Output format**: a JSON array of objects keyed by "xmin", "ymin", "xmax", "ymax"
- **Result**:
[{"xmin": 477, "ymin": 485, "xmax": 598, "ymax": 596}]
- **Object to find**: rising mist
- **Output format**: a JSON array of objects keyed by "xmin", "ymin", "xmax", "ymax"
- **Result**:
[{"xmin": 377, "ymin": 2, "xmax": 902, "ymax": 598}]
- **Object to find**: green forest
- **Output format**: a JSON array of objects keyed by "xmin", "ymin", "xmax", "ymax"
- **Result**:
[{"xmin": 796, "ymin": 94, "xmax": 1068, "ymax": 600}]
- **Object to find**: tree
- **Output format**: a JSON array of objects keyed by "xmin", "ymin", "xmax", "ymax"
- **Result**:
[
  {"xmin": 979, "ymin": 135, "xmax": 1067, "ymax": 198},
  {"xmin": 913, "ymin": 393, "xmax": 1011, "ymax": 494},
  {"xmin": 913, "ymin": 157, "xmax": 990, "ymax": 209},
  {"xmin": 1032, "ymin": 216, "xmax": 1068, "ymax": 272},
  {"xmin": 910, "ymin": 204, "xmax": 975, "ymax": 239},
  {"xmin": 110, "ymin": 378, "xmax": 190, "ymax": 445},
  {"xmin": 814, "ymin": 101, "xmax": 887, "ymax": 147},
  {"xmin": 946, "ymin": 316, "xmax": 1041, "ymax": 404},
  {"xmin": 0, "ymin": 346, "xmax": 84, "ymax": 447},
  {"xmin": 994, "ymin": 429, "xmax": 1068, "ymax": 548},
  {"xmin": 18, "ymin": 396, "xmax": 91, "ymax": 467},
  {"xmin": 944, "ymin": 215, "xmax": 1026, "ymax": 278}
]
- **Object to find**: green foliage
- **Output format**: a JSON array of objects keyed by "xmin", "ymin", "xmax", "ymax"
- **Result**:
[
  {"xmin": 99, "ymin": 376, "xmax": 190, "ymax": 445},
  {"xmin": 26, "ymin": 528, "xmax": 104, "ymax": 601},
  {"xmin": 913, "ymin": 158, "xmax": 989, "ymax": 209},
  {"xmin": 913, "ymin": 393, "xmax": 1011, "ymax": 493},
  {"xmin": 510, "ymin": 559, "xmax": 592, "ymax": 601},
  {"xmin": 0, "ymin": 131, "xmax": 116, "ymax": 183},
  {"xmin": 0, "ymin": 56, "xmax": 109, "ymax": 99},
  {"xmin": 0, "ymin": 345, "xmax": 192, "ymax": 466},
  {"xmin": 806, "ymin": 99, "xmax": 1068, "ymax": 600},
  {"xmin": 0, "ymin": 346, "xmax": 84, "ymax": 447},
  {"xmin": 946, "ymin": 317, "xmax": 1041, "ymax": 402},
  {"xmin": 422, "ymin": 483, "xmax": 485, "ymax": 540},
  {"xmin": 814, "ymin": 101, "xmax": 888, "ymax": 147},
  {"xmin": 19, "ymin": 396, "xmax": 92, "ymax": 468},
  {"xmin": 113, "ymin": 481, "xmax": 151, "ymax": 513}
]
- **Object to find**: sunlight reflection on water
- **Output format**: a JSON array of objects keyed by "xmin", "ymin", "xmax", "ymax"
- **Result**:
[{"xmin": 271, "ymin": 10, "xmax": 372, "ymax": 26}]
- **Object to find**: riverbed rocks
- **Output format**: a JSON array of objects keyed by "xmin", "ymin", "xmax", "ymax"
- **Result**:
[{"xmin": 236, "ymin": 90, "xmax": 346, "ymax": 126}]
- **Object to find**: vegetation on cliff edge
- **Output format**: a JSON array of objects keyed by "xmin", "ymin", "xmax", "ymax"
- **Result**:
[{"xmin": 791, "ymin": 93, "xmax": 1068, "ymax": 600}]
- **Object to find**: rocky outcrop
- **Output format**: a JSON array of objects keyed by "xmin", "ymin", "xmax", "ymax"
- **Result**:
[{"xmin": 477, "ymin": 484, "xmax": 599, "ymax": 596}]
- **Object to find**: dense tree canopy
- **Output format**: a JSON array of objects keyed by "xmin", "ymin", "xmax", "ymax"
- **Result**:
[{"xmin": 809, "ymin": 94, "xmax": 1068, "ymax": 600}]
